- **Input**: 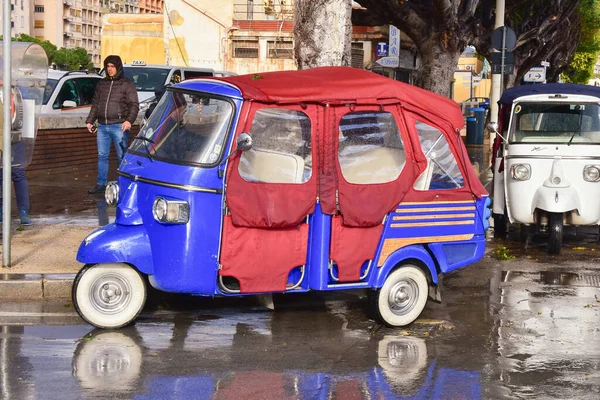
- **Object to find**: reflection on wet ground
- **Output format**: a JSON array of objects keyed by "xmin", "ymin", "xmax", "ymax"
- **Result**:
[
  {"xmin": 18, "ymin": 165, "xmax": 118, "ymax": 227},
  {"xmin": 1, "ymin": 265, "xmax": 600, "ymax": 400}
]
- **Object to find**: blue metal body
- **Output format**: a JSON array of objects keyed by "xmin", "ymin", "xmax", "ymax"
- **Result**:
[{"xmin": 77, "ymin": 79, "xmax": 490, "ymax": 297}]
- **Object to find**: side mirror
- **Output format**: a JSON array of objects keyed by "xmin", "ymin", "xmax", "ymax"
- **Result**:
[
  {"xmin": 62, "ymin": 100, "xmax": 77, "ymax": 108},
  {"xmin": 217, "ymin": 133, "xmax": 253, "ymax": 179},
  {"xmin": 236, "ymin": 133, "xmax": 253, "ymax": 152},
  {"xmin": 487, "ymin": 122, "xmax": 499, "ymax": 133},
  {"xmin": 487, "ymin": 121, "xmax": 508, "ymax": 143}
]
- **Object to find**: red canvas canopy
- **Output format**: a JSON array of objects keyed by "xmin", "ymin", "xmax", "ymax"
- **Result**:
[{"xmin": 219, "ymin": 66, "xmax": 465, "ymax": 131}]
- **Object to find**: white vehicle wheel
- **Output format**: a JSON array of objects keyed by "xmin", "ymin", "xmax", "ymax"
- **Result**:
[
  {"xmin": 372, "ymin": 265, "xmax": 428, "ymax": 327},
  {"xmin": 73, "ymin": 263, "xmax": 147, "ymax": 329},
  {"xmin": 74, "ymin": 331, "xmax": 142, "ymax": 391},
  {"xmin": 377, "ymin": 336, "xmax": 428, "ymax": 392}
]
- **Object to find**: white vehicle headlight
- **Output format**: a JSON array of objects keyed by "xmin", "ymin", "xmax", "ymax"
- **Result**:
[
  {"xmin": 105, "ymin": 181, "xmax": 120, "ymax": 206},
  {"xmin": 510, "ymin": 164, "xmax": 531, "ymax": 181},
  {"xmin": 152, "ymin": 197, "xmax": 190, "ymax": 224},
  {"xmin": 583, "ymin": 165, "xmax": 600, "ymax": 182}
]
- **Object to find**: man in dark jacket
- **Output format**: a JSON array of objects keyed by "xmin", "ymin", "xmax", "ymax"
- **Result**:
[{"xmin": 86, "ymin": 55, "xmax": 139, "ymax": 194}]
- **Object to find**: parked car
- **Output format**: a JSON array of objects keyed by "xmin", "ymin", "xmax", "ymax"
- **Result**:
[
  {"xmin": 41, "ymin": 70, "xmax": 102, "ymax": 117},
  {"xmin": 465, "ymin": 96, "xmax": 490, "ymax": 109},
  {"xmin": 101, "ymin": 61, "xmax": 237, "ymax": 102}
]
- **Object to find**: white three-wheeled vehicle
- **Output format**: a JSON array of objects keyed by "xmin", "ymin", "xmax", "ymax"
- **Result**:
[{"xmin": 491, "ymin": 83, "xmax": 600, "ymax": 254}]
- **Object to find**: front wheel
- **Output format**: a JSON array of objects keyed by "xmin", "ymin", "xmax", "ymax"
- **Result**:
[
  {"xmin": 370, "ymin": 265, "xmax": 428, "ymax": 327},
  {"xmin": 73, "ymin": 263, "xmax": 147, "ymax": 329},
  {"xmin": 547, "ymin": 213, "xmax": 563, "ymax": 255}
]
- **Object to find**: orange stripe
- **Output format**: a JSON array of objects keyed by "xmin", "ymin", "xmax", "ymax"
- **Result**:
[
  {"xmin": 377, "ymin": 234, "xmax": 475, "ymax": 266},
  {"xmin": 390, "ymin": 220, "xmax": 474, "ymax": 228},
  {"xmin": 398, "ymin": 200, "xmax": 476, "ymax": 205},
  {"xmin": 395, "ymin": 206, "xmax": 476, "ymax": 213},
  {"xmin": 392, "ymin": 213, "xmax": 475, "ymax": 221}
]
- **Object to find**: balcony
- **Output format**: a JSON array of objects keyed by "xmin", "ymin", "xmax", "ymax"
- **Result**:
[
  {"xmin": 63, "ymin": 0, "xmax": 74, "ymax": 6},
  {"xmin": 63, "ymin": 15, "xmax": 73, "ymax": 21},
  {"xmin": 233, "ymin": 1, "xmax": 293, "ymax": 21}
]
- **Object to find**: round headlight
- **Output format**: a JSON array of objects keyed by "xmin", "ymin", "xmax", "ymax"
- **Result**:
[
  {"xmin": 584, "ymin": 165, "xmax": 600, "ymax": 182},
  {"xmin": 511, "ymin": 164, "xmax": 531, "ymax": 181},
  {"xmin": 153, "ymin": 197, "xmax": 168, "ymax": 222},
  {"xmin": 104, "ymin": 182, "xmax": 120, "ymax": 206},
  {"xmin": 552, "ymin": 176, "xmax": 562, "ymax": 185}
]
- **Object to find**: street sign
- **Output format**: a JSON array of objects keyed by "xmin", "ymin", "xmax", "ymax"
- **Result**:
[
  {"xmin": 492, "ymin": 63, "xmax": 513, "ymax": 74},
  {"xmin": 541, "ymin": 60, "xmax": 550, "ymax": 67},
  {"xmin": 491, "ymin": 52, "xmax": 514, "ymax": 65},
  {"xmin": 491, "ymin": 26, "xmax": 517, "ymax": 51},
  {"xmin": 377, "ymin": 42, "xmax": 387, "ymax": 57},
  {"xmin": 376, "ymin": 56, "xmax": 399, "ymax": 68},
  {"xmin": 524, "ymin": 66, "xmax": 546, "ymax": 83},
  {"xmin": 389, "ymin": 25, "xmax": 400, "ymax": 57}
]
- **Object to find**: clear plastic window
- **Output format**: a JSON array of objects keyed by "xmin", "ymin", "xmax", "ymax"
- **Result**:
[
  {"xmin": 413, "ymin": 121, "xmax": 465, "ymax": 190},
  {"xmin": 130, "ymin": 90, "xmax": 234, "ymax": 166},
  {"xmin": 510, "ymin": 102, "xmax": 600, "ymax": 143},
  {"xmin": 338, "ymin": 112, "xmax": 406, "ymax": 184},
  {"xmin": 238, "ymin": 108, "xmax": 312, "ymax": 184}
]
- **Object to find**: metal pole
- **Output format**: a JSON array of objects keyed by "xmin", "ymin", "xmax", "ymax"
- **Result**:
[
  {"xmin": 3, "ymin": 0, "xmax": 14, "ymax": 267},
  {"xmin": 489, "ymin": 0, "xmax": 505, "ymax": 146}
]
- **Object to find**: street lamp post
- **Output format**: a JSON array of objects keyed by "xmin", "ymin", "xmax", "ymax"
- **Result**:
[{"xmin": 489, "ymin": 0, "xmax": 505, "ymax": 147}]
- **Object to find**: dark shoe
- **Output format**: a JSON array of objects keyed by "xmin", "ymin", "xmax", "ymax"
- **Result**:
[{"xmin": 88, "ymin": 184, "xmax": 106, "ymax": 194}]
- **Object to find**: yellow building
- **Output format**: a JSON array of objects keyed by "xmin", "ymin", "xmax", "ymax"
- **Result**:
[
  {"xmin": 453, "ymin": 55, "xmax": 491, "ymax": 103},
  {"xmin": 101, "ymin": 13, "xmax": 165, "ymax": 65}
]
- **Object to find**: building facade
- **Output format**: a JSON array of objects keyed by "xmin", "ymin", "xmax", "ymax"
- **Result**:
[
  {"xmin": 30, "ymin": 0, "xmax": 142, "ymax": 68},
  {"xmin": 0, "ymin": 0, "xmax": 34, "ymax": 38},
  {"xmin": 138, "ymin": 0, "xmax": 164, "ymax": 14}
]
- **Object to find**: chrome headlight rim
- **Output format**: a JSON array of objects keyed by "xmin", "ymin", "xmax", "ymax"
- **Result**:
[
  {"xmin": 510, "ymin": 163, "xmax": 531, "ymax": 181},
  {"xmin": 152, "ymin": 196, "xmax": 190, "ymax": 224},
  {"xmin": 104, "ymin": 181, "xmax": 120, "ymax": 206},
  {"xmin": 583, "ymin": 165, "xmax": 600, "ymax": 182}
]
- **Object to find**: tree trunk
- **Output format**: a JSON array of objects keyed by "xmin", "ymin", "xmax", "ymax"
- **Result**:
[
  {"xmin": 414, "ymin": 40, "xmax": 461, "ymax": 97},
  {"xmin": 294, "ymin": 0, "xmax": 353, "ymax": 69}
]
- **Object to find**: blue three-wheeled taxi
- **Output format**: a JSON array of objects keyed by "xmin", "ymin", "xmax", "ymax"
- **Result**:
[{"xmin": 73, "ymin": 67, "xmax": 490, "ymax": 329}]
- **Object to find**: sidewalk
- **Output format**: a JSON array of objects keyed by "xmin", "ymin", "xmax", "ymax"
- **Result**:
[
  {"xmin": 0, "ymin": 163, "xmax": 117, "ymax": 300},
  {"xmin": 0, "ymin": 224, "xmax": 95, "ymax": 299}
]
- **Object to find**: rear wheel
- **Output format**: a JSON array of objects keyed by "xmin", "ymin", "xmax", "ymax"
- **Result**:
[
  {"xmin": 73, "ymin": 263, "xmax": 147, "ymax": 329},
  {"xmin": 371, "ymin": 265, "xmax": 428, "ymax": 327},
  {"xmin": 547, "ymin": 213, "xmax": 563, "ymax": 255}
]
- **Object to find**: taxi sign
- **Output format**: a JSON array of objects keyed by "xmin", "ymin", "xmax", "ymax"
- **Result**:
[{"xmin": 131, "ymin": 60, "xmax": 146, "ymax": 66}]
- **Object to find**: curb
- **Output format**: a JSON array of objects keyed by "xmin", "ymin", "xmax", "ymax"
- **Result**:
[{"xmin": 0, "ymin": 274, "xmax": 76, "ymax": 300}]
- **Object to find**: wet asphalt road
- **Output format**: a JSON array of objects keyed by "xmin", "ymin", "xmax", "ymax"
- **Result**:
[
  {"xmin": 0, "ymin": 165, "xmax": 599, "ymax": 399},
  {"xmin": 1, "ymin": 241, "xmax": 600, "ymax": 400}
]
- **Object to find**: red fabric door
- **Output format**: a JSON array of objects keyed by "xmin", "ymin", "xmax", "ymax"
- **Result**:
[{"xmin": 219, "ymin": 103, "xmax": 319, "ymax": 293}]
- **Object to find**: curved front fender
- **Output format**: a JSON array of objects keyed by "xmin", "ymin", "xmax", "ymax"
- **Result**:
[
  {"xmin": 531, "ymin": 185, "xmax": 580, "ymax": 215},
  {"xmin": 370, "ymin": 245, "xmax": 438, "ymax": 288},
  {"xmin": 77, "ymin": 223, "xmax": 154, "ymax": 275}
]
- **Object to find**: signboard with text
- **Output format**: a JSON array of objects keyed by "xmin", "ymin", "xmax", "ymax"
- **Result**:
[{"xmin": 524, "ymin": 66, "xmax": 546, "ymax": 83}]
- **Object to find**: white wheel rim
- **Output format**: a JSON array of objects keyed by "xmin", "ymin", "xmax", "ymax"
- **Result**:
[
  {"xmin": 90, "ymin": 273, "xmax": 133, "ymax": 315},
  {"xmin": 387, "ymin": 279, "xmax": 419, "ymax": 316}
]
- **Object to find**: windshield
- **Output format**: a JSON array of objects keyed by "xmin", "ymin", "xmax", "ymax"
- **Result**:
[
  {"xmin": 43, "ymin": 79, "xmax": 58, "ymax": 105},
  {"xmin": 130, "ymin": 90, "xmax": 234, "ymax": 166},
  {"xmin": 509, "ymin": 102, "xmax": 600, "ymax": 144},
  {"xmin": 123, "ymin": 67, "xmax": 170, "ymax": 92}
]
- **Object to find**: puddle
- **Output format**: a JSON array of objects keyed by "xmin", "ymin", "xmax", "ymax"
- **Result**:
[{"xmin": 501, "ymin": 270, "xmax": 600, "ymax": 288}]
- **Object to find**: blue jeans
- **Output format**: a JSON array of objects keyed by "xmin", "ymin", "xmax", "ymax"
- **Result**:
[
  {"xmin": 96, "ymin": 123, "xmax": 128, "ymax": 186},
  {"xmin": 0, "ymin": 167, "xmax": 29, "ymax": 212},
  {"xmin": 0, "ymin": 142, "xmax": 30, "ymax": 212}
]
